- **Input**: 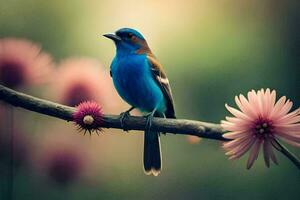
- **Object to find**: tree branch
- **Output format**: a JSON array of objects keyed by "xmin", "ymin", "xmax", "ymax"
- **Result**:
[
  {"xmin": 1, "ymin": 84, "xmax": 300, "ymax": 170},
  {"xmin": 0, "ymin": 84, "xmax": 228, "ymax": 141}
]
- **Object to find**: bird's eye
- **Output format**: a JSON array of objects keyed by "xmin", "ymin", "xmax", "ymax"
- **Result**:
[{"xmin": 127, "ymin": 33, "xmax": 133, "ymax": 39}]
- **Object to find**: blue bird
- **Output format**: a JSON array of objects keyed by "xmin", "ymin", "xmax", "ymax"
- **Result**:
[{"xmin": 104, "ymin": 28, "xmax": 176, "ymax": 176}]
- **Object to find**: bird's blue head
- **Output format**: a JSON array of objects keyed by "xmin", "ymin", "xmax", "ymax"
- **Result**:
[{"xmin": 104, "ymin": 28, "xmax": 150, "ymax": 55}]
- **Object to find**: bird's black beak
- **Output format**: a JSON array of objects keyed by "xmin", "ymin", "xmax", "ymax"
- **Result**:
[{"xmin": 103, "ymin": 33, "xmax": 121, "ymax": 42}]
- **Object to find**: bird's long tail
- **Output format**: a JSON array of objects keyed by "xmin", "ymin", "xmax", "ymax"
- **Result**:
[
  {"xmin": 143, "ymin": 111, "xmax": 162, "ymax": 176},
  {"xmin": 143, "ymin": 129, "xmax": 161, "ymax": 176}
]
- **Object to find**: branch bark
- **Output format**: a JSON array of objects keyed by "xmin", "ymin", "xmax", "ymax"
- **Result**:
[
  {"xmin": 1, "ymin": 84, "xmax": 300, "ymax": 170},
  {"xmin": 0, "ymin": 84, "xmax": 227, "ymax": 141}
]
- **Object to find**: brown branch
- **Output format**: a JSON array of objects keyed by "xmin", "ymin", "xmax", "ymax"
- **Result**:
[
  {"xmin": 0, "ymin": 84, "xmax": 227, "ymax": 141},
  {"xmin": 1, "ymin": 84, "xmax": 300, "ymax": 170}
]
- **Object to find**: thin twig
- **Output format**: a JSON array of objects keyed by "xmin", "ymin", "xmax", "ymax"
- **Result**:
[{"xmin": 272, "ymin": 139, "xmax": 300, "ymax": 170}]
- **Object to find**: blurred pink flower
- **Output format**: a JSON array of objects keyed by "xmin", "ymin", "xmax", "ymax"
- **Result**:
[
  {"xmin": 50, "ymin": 58, "xmax": 122, "ymax": 112},
  {"xmin": 222, "ymin": 89, "xmax": 300, "ymax": 169},
  {"xmin": 0, "ymin": 38, "xmax": 53, "ymax": 89},
  {"xmin": 32, "ymin": 133, "xmax": 93, "ymax": 186},
  {"xmin": 45, "ymin": 148, "xmax": 84, "ymax": 185}
]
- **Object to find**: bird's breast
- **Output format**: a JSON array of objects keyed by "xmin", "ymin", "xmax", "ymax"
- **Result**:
[{"xmin": 111, "ymin": 54, "xmax": 165, "ymax": 113}]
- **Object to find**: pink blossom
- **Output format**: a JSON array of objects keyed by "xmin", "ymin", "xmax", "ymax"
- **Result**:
[
  {"xmin": 0, "ymin": 38, "xmax": 53, "ymax": 88},
  {"xmin": 32, "ymin": 133, "xmax": 93, "ymax": 186},
  {"xmin": 222, "ymin": 89, "xmax": 300, "ymax": 169},
  {"xmin": 49, "ymin": 58, "xmax": 122, "ymax": 112},
  {"xmin": 73, "ymin": 101, "xmax": 103, "ymax": 134}
]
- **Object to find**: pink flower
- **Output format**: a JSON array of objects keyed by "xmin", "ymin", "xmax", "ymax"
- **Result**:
[
  {"xmin": 32, "ymin": 133, "xmax": 92, "ymax": 186},
  {"xmin": 222, "ymin": 89, "xmax": 300, "ymax": 169},
  {"xmin": 73, "ymin": 101, "xmax": 104, "ymax": 134},
  {"xmin": 45, "ymin": 148, "xmax": 84, "ymax": 185},
  {"xmin": 50, "ymin": 58, "xmax": 122, "ymax": 112},
  {"xmin": 0, "ymin": 38, "xmax": 53, "ymax": 89}
]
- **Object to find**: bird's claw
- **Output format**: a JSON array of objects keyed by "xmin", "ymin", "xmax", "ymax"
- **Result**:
[
  {"xmin": 119, "ymin": 107, "xmax": 134, "ymax": 132},
  {"xmin": 145, "ymin": 111, "xmax": 155, "ymax": 132},
  {"xmin": 120, "ymin": 110, "xmax": 131, "ymax": 132}
]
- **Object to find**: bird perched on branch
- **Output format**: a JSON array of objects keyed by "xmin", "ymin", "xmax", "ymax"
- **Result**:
[{"xmin": 104, "ymin": 28, "xmax": 176, "ymax": 176}]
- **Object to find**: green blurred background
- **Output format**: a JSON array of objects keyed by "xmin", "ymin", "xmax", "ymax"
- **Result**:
[{"xmin": 0, "ymin": 0, "xmax": 299, "ymax": 199}]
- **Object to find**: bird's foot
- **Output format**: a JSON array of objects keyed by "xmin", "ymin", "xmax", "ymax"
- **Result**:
[
  {"xmin": 120, "ymin": 111, "xmax": 130, "ymax": 130},
  {"xmin": 120, "ymin": 107, "xmax": 134, "ymax": 131},
  {"xmin": 145, "ymin": 110, "xmax": 156, "ymax": 132}
]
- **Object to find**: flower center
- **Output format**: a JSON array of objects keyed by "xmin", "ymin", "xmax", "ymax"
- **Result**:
[
  {"xmin": 83, "ymin": 115, "xmax": 94, "ymax": 125},
  {"xmin": 253, "ymin": 118, "xmax": 274, "ymax": 138},
  {"xmin": 0, "ymin": 61, "xmax": 26, "ymax": 88}
]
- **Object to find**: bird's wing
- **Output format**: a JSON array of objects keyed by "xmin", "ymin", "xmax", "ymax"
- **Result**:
[{"xmin": 147, "ymin": 55, "xmax": 176, "ymax": 118}]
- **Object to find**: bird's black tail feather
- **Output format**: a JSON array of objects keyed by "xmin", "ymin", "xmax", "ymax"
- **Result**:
[{"xmin": 143, "ymin": 129, "xmax": 161, "ymax": 176}]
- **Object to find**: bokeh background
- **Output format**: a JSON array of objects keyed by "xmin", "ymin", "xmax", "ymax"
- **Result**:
[{"xmin": 0, "ymin": 0, "xmax": 299, "ymax": 199}]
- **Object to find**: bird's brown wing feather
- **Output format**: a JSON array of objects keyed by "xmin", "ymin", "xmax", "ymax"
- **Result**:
[{"xmin": 147, "ymin": 55, "xmax": 176, "ymax": 118}]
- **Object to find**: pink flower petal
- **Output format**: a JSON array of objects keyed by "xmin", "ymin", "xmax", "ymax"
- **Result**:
[
  {"xmin": 223, "ymin": 130, "xmax": 251, "ymax": 139},
  {"xmin": 247, "ymin": 90, "xmax": 263, "ymax": 117},
  {"xmin": 223, "ymin": 135, "xmax": 251, "ymax": 149},
  {"xmin": 276, "ymin": 116, "xmax": 300, "ymax": 126},
  {"xmin": 228, "ymin": 137, "xmax": 256, "ymax": 160},
  {"xmin": 260, "ymin": 89, "xmax": 267, "ymax": 116},
  {"xmin": 272, "ymin": 99, "xmax": 293, "ymax": 120},
  {"xmin": 268, "ymin": 139, "xmax": 278, "ymax": 165},
  {"xmin": 256, "ymin": 90, "xmax": 265, "ymax": 117},
  {"xmin": 263, "ymin": 89, "xmax": 272, "ymax": 118},
  {"xmin": 246, "ymin": 139, "xmax": 262, "ymax": 169},
  {"xmin": 269, "ymin": 96, "xmax": 287, "ymax": 118},
  {"xmin": 239, "ymin": 94, "xmax": 258, "ymax": 118},
  {"xmin": 221, "ymin": 120, "xmax": 250, "ymax": 132},
  {"xmin": 225, "ymin": 116, "xmax": 249, "ymax": 124},
  {"xmin": 263, "ymin": 139, "xmax": 271, "ymax": 167},
  {"xmin": 235, "ymin": 95, "xmax": 256, "ymax": 119},
  {"xmin": 276, "ymin": 100, "xmax": 293, "ymax": 118},
  {"xmin": 270, "ymin": 90, "xmax": 276, "ymax": 107},
  {"xmin": 275, "ymin": 124, "xmax": 300, "ymax": 133},
  {"xmin": 225, "ymin": 136, "xmax": 255, "ymax": 156},
  {"xmin": 275, "ymin": 108, "xmax": 300, "ymax": 125},
  {"xmin": 225, "ymin": 104, "xmax": 251, "ymax": 121}
]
